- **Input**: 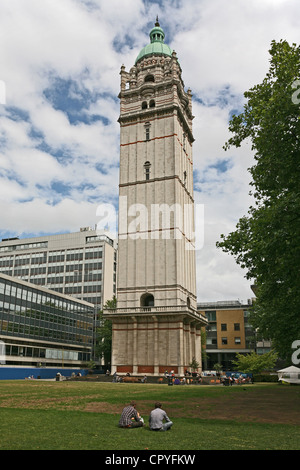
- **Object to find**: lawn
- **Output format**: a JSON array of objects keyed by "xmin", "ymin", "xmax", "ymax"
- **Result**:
[{"xmin": 0, "ymin": 380, "xmax": 299, "ymax": 450}]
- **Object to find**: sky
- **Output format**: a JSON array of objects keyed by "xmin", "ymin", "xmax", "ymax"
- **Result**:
[{"xmin": 0, "ymin": 0, "xmax": 299, "ymax": 303}]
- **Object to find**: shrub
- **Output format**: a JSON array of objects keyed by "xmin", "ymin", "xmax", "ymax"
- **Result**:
[{"xmin": 254, "ymin": 374, "xmax": 278, "ymax": 383}]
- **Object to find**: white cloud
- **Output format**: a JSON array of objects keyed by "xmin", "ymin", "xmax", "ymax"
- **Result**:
[
  {"xmin": 0, "ymin": 198, "xmax": 98, "ymax": 236},
  {"xmin": 0, "ymin": 0, "xmax": 299, "ymax": 302},
  {"xmin": 168, "ymin": 0, "xmax": 300, "ymax": 95}
]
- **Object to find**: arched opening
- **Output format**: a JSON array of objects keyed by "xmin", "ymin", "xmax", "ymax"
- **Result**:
[
  {"xmin": 140, "ymin": 293, "xmax": 154, "ymax": 307},
  {"xmin": 144, "ymin": 161, "xmax": 151, "ymax": 180},
  {"xmin": 142, "ymin": 101, "xmax": 147, "ymax": 110},
  {"xmin": 149, "ymin": 99, "xmax": 155, "ymax": 108},
  {"xmin": 145, "ymin": 74, "xmax": 155, "ymax": 83}
]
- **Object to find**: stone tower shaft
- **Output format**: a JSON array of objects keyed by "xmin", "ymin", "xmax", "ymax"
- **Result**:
[{"xmin": 104, "ymin": 21, "xmax": 207, "ymax": 376}]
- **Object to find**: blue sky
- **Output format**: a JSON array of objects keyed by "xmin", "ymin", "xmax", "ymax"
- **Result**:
[{"xmin": 0, "ymin": 0, "xmax": 299, "ymax": 301}]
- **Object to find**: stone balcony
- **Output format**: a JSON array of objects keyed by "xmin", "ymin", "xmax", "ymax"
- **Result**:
[{"xmin": 103, "ymin": 305, "xmax": 207, "ymax": 325}]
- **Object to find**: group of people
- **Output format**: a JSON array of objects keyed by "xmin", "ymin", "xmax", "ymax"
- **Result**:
[
  {"xmin": 221, "ymin": 374, "xmax": 253, "ymax": 385},
  {"xmin": 118, "ymin": 401, "xmax": 173, "ymax": 432},
  {"xmin": 163, "ymin": 369, "xmax": 175, "ymax": 378},
  {"xmin": 111, "ymin": 372, "xmax": 148, "ymax": 383},
  {"xmin": 112, "ymin": 372, "xmax": 123, "ymax": 383}
]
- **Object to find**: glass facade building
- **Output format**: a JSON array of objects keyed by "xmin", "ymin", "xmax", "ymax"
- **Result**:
[
  {"xmin": 0, "ymin": 273, "xmax": 95, "ymax": 367},
  {"xmin": 0, "ymin": 228, "xmax": 117, "ymax": 365}
]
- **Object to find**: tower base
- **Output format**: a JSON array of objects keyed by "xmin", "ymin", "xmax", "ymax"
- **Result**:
[{"xmin": 104, "ymin": 307, "xmax": 207, "ymax": 376}]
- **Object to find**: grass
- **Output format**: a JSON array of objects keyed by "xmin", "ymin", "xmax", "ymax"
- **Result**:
[{"xmin": 0, "ymin": 381, "xmax": 299, "ymax": 450}]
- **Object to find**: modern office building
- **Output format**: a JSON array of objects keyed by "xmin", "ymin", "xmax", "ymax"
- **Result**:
[
  {"xmin": 0, "ymin": 273, "xmax": 94, "ymax": 368},
  {"xmin": 0, "ymin": 227, "xmax": 117, "ymax": 310},
  {"xmin": 198, "ymin": 300, "xmax": 271, "ymax": 370}
]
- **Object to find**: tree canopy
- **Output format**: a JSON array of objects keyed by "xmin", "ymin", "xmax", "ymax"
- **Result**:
[
  {"xmin": 232, "ymin": 350, "xmax": 278, "ymax": 375},
  {"xmin": 95, "ymin": 296, "xmax": 116, "ymax": 366},
  {"xmin": 217, "ymin": 40, "xmax": 300, "ymax": 360}
]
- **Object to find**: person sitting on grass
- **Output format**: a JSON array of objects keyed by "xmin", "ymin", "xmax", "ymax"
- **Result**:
[
  {"xmin": 118, "ymin": 401, "xmax": 144, "ymax": 428},
  {"xmin": 149, "ymin": 402, "xmax": 173, "ymax": 432}
]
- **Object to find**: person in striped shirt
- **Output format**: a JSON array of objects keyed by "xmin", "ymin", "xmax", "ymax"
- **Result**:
[{"xmin": 118, "ymin": 401, "xmax": 144, "ymax": 428}]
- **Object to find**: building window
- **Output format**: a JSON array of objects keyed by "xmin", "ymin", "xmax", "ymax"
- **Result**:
[
  {"xmin": 183, "ymin": 132, "xmax": 186, "ymax": 152},
  {"xmin": 208, "ymin": 323, "xmax": 217, "ymax": 332},
  {"xmin": 221, "ymin": 323, "xmax": 227, "ymax": 331},
  {"xmin": 234, "ymin": 323, "xmax": 240, "ymax": 331},
  {"xmin": 140, "ymin": 293, "xmax": 154, "ymax": 307},
  {"xmin": 206, "ymin": 337, "xmax": 217, "ymax": 346},
  {"xmin": 145, "ymin": 74, "xmax": 154, "ymax": 83},
  {"xmin": 144, "ymin": 161, "xmax": 151, "ymax": 180},
  {"xmin": 149, "ymin": 99, "xmax": 155, "ymax": 108},
  {"xmin": 142, "ymin": 101, "xmax": 147, "ymax": 110},
  {"xmin": 145, "ymin": 122, "xmax": 150, "ymax": 141},
  {"xmin": 235, "ymin": 337, "xmax": 241, "ymax": 344},
  {"xmin": 205, "ymin": 311, "xmax": 216, "ymax": 322},
  {"xmin": 221, "ymin": 337, "xmax": 227, "ymax": 345}
]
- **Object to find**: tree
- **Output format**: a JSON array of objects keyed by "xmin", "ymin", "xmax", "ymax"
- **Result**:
[
  {"xmin": 217, "ymin": 40, "xmax": 300, "ymax": 360},
  {"xmin": 200, "ymin": 329, "xmax": 208, "ymax": 367},
  {"xmin": 232, "ymin": 351, "xmax": 278, "ymax": 375},
  {"xmin": 189, "ymin": 357, "xmax": 200, "ymax": 372},
  {"xmin": 213, "ymin": 363, "xmax": 223, "ymax": 374},
  {"xmin": 95, "ymin": 296, "xmax": 116, "ymax": 365}
]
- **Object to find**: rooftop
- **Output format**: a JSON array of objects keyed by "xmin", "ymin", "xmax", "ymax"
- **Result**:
[{"xmin": 135, "ymin": 18, "xmax": 173, "ymax": 65}]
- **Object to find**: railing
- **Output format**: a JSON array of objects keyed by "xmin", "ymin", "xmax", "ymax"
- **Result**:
[
  {"xmin": 103, "ymin": 305, "xmax": 207, "ymax": 323},
  {"xmin": 197, "ymin": 300, "xmax": 245, "ymax": 309}
]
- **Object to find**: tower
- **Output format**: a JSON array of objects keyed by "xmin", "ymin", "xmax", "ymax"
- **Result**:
[{"xmin": 105, "ymin": 19, "xmax": 207, "ymax": 376}]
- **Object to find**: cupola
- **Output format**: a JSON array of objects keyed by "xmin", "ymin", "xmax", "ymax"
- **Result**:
[{"xmin": 135, "ymin": 17, "xmax": 173, "ymax": 65}]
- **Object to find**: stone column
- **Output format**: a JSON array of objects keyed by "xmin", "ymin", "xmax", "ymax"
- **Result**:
[
  {"xmin": 195, "ymin": 324, "xmax": 202, "ymax": 372},
  {"xmin": 190, "ymin": 321, "xmax": 196, "ymax": 362},
  {"xmin": 185, "ymin": 319, "xmax": 193, "ymax": 367},
  {"xmin": 111, "ymin": 324, "xmax": 117, "ymax": 374},
  {"xmin": 131, "ymin": 316, "xmax": 138, "ymax": 374},
  {"xmin": 152, "ymin": 315, "xmax": 159, "ymax": 375},
  {"xmin": 175, "ymin": 318, "xmax": 182, "ymax": 376}
]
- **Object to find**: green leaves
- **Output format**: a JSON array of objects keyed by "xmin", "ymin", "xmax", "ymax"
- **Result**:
[
  {"xmin": 95, "ymin": 296, "xmax": 116, "ymax": 364},
  {"xmin": 232, "ymin": 350, "xmax": 278, "ymax": 375},
  {"xmin": 218, "ymin": 40, "xmax": 300, "ymax": 360}
]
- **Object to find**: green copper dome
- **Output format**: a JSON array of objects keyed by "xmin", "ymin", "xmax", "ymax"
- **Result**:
[{"xmin": 135, "ymin": 18, "xmax": 173, "ymax": 65}]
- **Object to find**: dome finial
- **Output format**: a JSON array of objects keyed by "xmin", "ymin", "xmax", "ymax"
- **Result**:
[{"xmin": 135, "ymin": 17, "xmax": 172, "ymax": 64}]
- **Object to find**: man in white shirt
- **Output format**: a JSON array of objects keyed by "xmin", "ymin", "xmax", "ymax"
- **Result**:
[{"xmin": 149, "ymin": 402, "xmax": 173, "ymax": 431}]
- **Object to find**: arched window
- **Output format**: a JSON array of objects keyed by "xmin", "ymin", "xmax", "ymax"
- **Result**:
[
  {"xmin": 149, "ymin": 99, "xmax": 155, "ymax": 108},
  {"xmin": 142, "ymin": 101, "xmax": 147, "ymax": 110},
  {"xmin": 144, "ymin": 161, "xmax": 151, "ymax": 180},
  {"xmin": 140, "ymin": 293, "xmax": 154, "ymax": 307},
  {"xmin": 145, "ymin": 74, "xmax": 155, "ymax": 83}
]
